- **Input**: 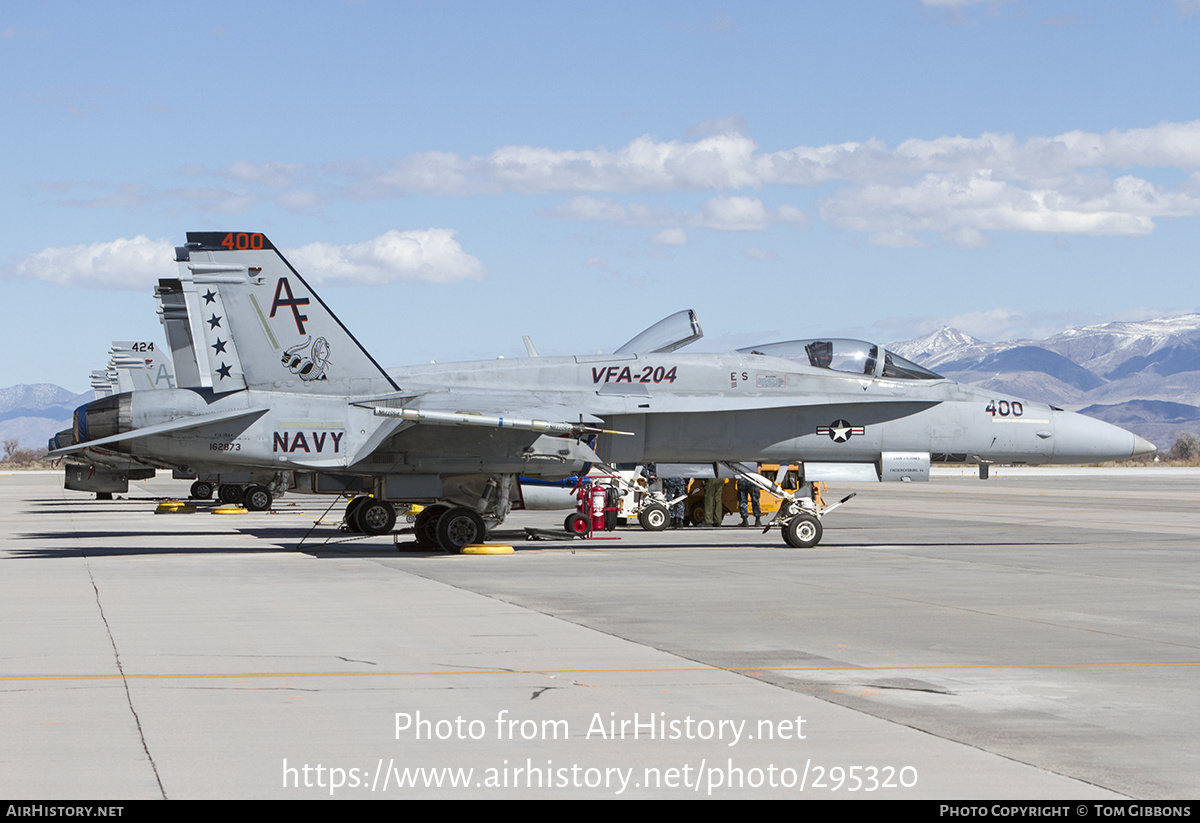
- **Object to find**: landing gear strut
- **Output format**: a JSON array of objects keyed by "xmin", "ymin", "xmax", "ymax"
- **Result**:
[{"xmin": 718, "ymin": 462, "xmax": 854, "ymax": 549}]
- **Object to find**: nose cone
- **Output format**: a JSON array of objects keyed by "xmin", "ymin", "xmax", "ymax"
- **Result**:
[
  {"xmin": 1055, "ymin": 411, "xmax": 1154, "ymax": 463},
  {"xmin": 1133, "ymin": 434, "xmax": 1156, "ymax": 457}
]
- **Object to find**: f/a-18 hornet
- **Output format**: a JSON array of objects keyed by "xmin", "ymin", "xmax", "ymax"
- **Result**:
[{"xmin": 55, "ymin": 231, "xmax": 1154, "ymax": 551}]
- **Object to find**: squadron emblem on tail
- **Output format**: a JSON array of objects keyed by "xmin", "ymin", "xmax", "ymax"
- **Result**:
[{"xmin": 282, "ymin": 336, "xmax": 330, "ymax": 381}]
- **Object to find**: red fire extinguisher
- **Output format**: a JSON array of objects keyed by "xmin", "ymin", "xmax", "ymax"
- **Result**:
[{"xmin": 590, "ymin": 483, "xmax": 607, "ymax": 530}]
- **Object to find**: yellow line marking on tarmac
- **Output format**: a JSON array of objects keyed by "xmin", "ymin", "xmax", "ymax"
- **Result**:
[{"xmin": 5, "ymin": 660, "xmax": 1199, "ymax": 682}]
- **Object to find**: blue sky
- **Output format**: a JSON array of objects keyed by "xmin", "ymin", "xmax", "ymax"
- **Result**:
[{"xmin": 3, "ymin": 0, "xmax": 1199, "ymax": 390}]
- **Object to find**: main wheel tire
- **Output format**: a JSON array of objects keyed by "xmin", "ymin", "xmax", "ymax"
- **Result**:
[
  {"xmin": 564, "ymin": 512, "xmax": 589, "ymax": 535},
  {"xmin": 782, "ymin": 514, "xmax": 822, "ymax": 548},
  {"xmin": 638, "ymin": 503, "xmax": 669, "ymax": 532},
  {"xmin": 436, "ymin": 506, "xmax": 486, "ymax": 554},
  {"xmin": 218, "ymin": 484, "xmax": 244, "ymax": 505},
  {"xmin": 414, "ymin": 504, "xmax": 448, "ymax": 548},
  {"xmin": 343, "ymin": 496, "xmax": 367, "ymax": 532},
  {"xmin": 243, "ymin": 485, "xmax": 273, "ymax": 512},
  {"xmin": 190, "ymin": 480, "xmax": 214, "ymax": 500},
  {"xmin": 355, "ymin": 499, "xmax": 397, "ymax": 536}
]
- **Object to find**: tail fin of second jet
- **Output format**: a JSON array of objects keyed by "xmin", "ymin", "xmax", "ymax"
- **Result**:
[{"xmin": 174, "ymin": 232, "xmax": 398, "ymax": 396}]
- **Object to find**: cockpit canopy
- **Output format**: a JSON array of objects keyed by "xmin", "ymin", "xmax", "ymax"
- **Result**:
[
  {"xmin": 737, "ymin": 338, "xmax": 942, "ymax": 380},
  {"xmin": 614, "ymin": 309, "xmax": 704, "ymax": 355}
]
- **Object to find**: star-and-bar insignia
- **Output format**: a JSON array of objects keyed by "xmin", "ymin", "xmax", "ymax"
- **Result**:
[{"xmin": 816, "ymin": 419, "xmax": 864, "ymax": 443}]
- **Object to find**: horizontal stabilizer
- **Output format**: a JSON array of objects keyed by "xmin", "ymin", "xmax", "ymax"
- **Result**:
[{"xmin": 49, "ymin": 407, "xmax": 268, "ymax": 456}]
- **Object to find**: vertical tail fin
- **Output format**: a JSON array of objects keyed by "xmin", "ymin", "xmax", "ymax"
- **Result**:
[
  {"xmin": 107, "ymin": 341, "xmax": 176, "ymax": 392},
  {"xmin": 155, "ymin": 279, "xmax": 204, "ymax": 389},
  {"xmin": 175, "ymin": 232, "xmax": 397, "ymax": 395}
]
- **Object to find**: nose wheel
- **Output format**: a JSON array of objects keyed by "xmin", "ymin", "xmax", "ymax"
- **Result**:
[
  {"xmin": 715, "ymin": 461, "xmax": 856, "ymax": 549},
  {"xmin": 782, "ymin": 514, "xmax": 822, "ymax": 548}
]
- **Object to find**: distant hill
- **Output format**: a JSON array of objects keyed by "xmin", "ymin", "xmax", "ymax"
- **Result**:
[
  {"xmin": 1076, "ymin": 400, "xmax": 1200, "ymax": 449},
  {"xmin": 0, "ymin": 384, "xmax": 91, "ymax": 452}
]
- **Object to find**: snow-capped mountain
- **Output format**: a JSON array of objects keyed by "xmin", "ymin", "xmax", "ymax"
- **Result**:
[
  {"xmin": 888, "ymin": 326, "xmax": 992, "ymax": 366},
  {"xmin": 890, "ymin": 314, "xmax": 1200, "ymax": 446}
]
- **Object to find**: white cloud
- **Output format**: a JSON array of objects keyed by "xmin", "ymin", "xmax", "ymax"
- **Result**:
[
  {"xmin": 544, "ymin": 194, "xmax": 805, "ymax": 232},
  {"xmin": 39, "ymin": 120, "xmax": 1200, "ymax": 244},
  {"xmin": 820, "ymin": 167, "xmax": 1200, "ymax": 242},
  {"xmin": 688, "ymin": 115, "xmax": 750, "ymax": 137},
  {"xmin": 941, "ymin": 227, "xmax": 992, "ymax": 249},
  {"xmin": 276, "ymin": 190, "xmax": 322, "ymax": 213},
  {"xmin": 207, "ymin": 121, "xmax": 1200, "ymax": 206},
  {"xmin": 221, "ymin": 160, "xmax": 306, "ymax": 189},
  {"xmin": 742, "ymin": 247, "xmax": 775, "ymax": 260},
  {"xmin": 286, "ymin": 229, "xmax": 485, "ymax": 285},
  {"xmin": 8, "ymin": 235, "xmax": 176, "ymax": 290},
  {"xmin": 868, "ymin": 229, "xmax": 924, "ymax": 248},
  {"xmin": 651, "ymin": 228, "xmax": 687, "ymax": 246},
  {"xmin": 341, "ymin": 133, "xmax": 770, "ymax": 197},
  {"xmin": 8, "ymin": 230, "xmax": 485, "ymax": 290}
]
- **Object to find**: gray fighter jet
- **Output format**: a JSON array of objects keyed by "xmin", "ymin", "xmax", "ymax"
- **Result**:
[
  {"xmin": 51, "ymin": 341, "xmax": 175, "ymax": 497},
  {"xmin": 54, "ymin": 231, "xmax": 1154, "ymax": 550}
]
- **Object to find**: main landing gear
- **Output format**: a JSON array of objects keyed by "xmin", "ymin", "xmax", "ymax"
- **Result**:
[
  {"xmin": 341, "ymin": 498, "xmax": 486, "ymax": 553},
  {"xmin": 413, "ymin": 505, "xmax": 486, "ymax": 553},
  {"xmin": 342, "ymin": 496, "xmax": 398, "ymax": 536},
  {"xmin": 190, "ymin": 480, "xmax": 214, "ymax": 500}
]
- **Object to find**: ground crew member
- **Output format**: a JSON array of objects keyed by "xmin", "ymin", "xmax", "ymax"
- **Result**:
[
  {"xmin": 663, "ymin": 475, "xmax": 686, "ymax": 528},
  {"xmin": 737, "ymin": 476, "xmax": 763, "ymax": 527},
  {"xmin": 704, "ymin": 476, "xmax": 724, "ymax": 527}
]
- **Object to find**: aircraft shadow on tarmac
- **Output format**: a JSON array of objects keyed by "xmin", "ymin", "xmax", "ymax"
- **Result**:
[{"xmin": 10, "ymin": 519, "xmax": 1074, "ymax": 559}]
